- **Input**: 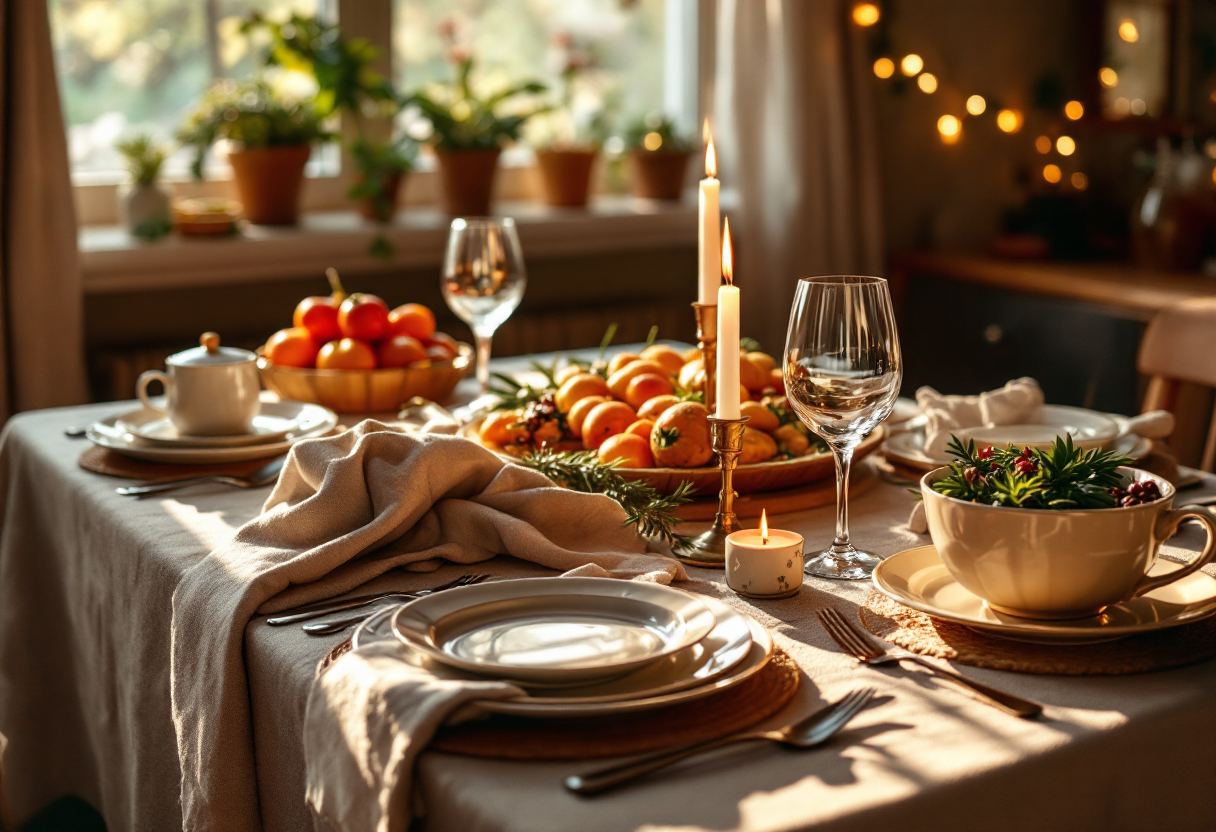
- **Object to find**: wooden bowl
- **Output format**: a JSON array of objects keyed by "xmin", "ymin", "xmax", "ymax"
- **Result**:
[{"xmin": 258, "ymin": 343, "xmax": 472, "ymax": 413}]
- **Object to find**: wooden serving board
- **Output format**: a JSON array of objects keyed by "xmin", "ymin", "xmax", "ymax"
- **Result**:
[{"xmin": 674, "ymin": 459, "xmax": 879, "ymax": 520}]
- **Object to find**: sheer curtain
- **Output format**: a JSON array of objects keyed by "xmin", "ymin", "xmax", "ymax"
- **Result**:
[
  {"xmin": 0, "ymin": 0, "xmax": 87, "ymax": 420},
  {"xmin": 712, "ymin": 0, "xmax": 884, "ymax": 340}
]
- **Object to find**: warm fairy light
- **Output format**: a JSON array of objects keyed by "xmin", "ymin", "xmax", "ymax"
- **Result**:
[
  {"xmin": 1056, "ymin": 135, "xmax": 1076, "ymax": 156},
  {"xmin": 1130, "ymin": 98, "xmax": 1146, "ymax": 115},
  {"xmin": 917, "ymin": 73, "xmax": 938, "ymax": 93},
  {"xmin": 721, "ymin": 217, "xmax": 733, "ymax": 285},
  {"xmin": 1065, "ymin": 100, "xmax": 1084, "ymax": 120},
  {"xmin": 996, "ymin": 109, "xmax": 1023, "ymax": 133},
  {"xmin": 1043, "ymin": 164, "xmax": 1062, "ymax": 184},
  {"xmin": 1071, "ymin": 172, "xmax": 1089, "ymax": 190},
  {"xmin": 1099, "ymin": 67, "xmax": 1119, "ymax": 88},
  {"xmin": 643, "ymin": 131, "xmax": 663, "ymax": 151},
  {"xmin": 873, "ymin": 57, "xmax": 895, "ymax": 79},
  {"xmin": 852, "ymin": 3, "xmax": 880, "ymax": 26},
  {"xmin": 901, "ymin": 54, "xmax": 924, "ymax": 76},
  {"xmin": 1035, "ymin": 135, "xmax": 1052, "ymax": 154},
  {"xmin": 1211, "ymin": 167, "xmax": 1216, "ymax": 185},
  {"xmin": 1118, "ymin": 19, "xmax": 1139, "ymax": 42},
  {"xmin": 704, "ymin": 122, "xmax": 717, "ymax": 178},
  {"xmin": 937, "ymin": 114, "xmax": 961, "ymax": 144},
  {"xmin": 966, "ymin": 95, "xmax": 987, "ymax": 115},
  {"xmin": 760, "ymin": 509, "xmax": 769, "ymax": 545}
]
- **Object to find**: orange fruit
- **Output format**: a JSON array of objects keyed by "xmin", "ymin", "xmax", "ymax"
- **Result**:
[
  {"xmin": 582, "ymin": 401, "xmax": 637, "ymax": 450},
  {"xmin": 479, "ymin": 410, "xmax": 529, "ymax": 446},
  {"xmin": 625, "ymin": 373, "xmax": 675, "ymax": 409},
  {"xmin": 607, "ymin": 360, "xmax": 668, "ymax": 399},
  {"xmin": 424, "ymin": 332, "xmax": 459, "ymax": 360},
  {"xmin": 746, "ymin": 351, "xmax": 777, "ymax": 375},
  {"xmin": 377, "ymin": 335, "xmax": 427, "ymax": 368},
  {"xmin": 598, "ymin": 433, "xmax": 654, "ymax": 469},
  {"xmin": 555, "ymin": 364, "xmax": 583, "ymax": 385},
  {"xmin": 388, "ymin": 303, "xmax": 437, "ymax": 341},
  {"xmin": 650, "ymin": 402, "xmax": 713, "ymax": 467},
  {"xmin": 292, "ymin": 297, "xmax": 342, "ymax": 343},
  {"xmin": 681, "ymin": 347, "xmax": 702, "ymax": 363},
  {"xmin": 740, "ymin": 427, "xmax": 779, "ymax": 464},
  {"xmin": 567, "ymin": 396, "xmax": 611, "ymax": 438},
  {"xmin": 678, "ymin": 359, "xmax": 704, "ymax": 391},
  {"xmin": 770, "ymin": 368, "xmax": 785, "ymax": 394},
  {"xmin": 555, "ymin": 372, "xmax": 611, "ymax": 413},
  {"xmin": 337, "ymin": 294, "xmax": 390, "ymax": 342},
  {"xmin": 640, "ymin": 344, "xmax": 686, "ymax": 376},
  {"xmin": 740, "ymin": 400, "xmax": 780, "ymax": 432},
  {"xmin": 264, "ymin": 327, "xmax": 321, "ymax": 368},
  {"xmin": 607, "ymin": 352, "xmax": 642, "ymax": 375},
  {"xmin": 740, "ymin": 355, "xmax": 769, "ymax": 392},
  {"xmin": 316, "ymin": 338, "xmax": 377, "ymax": 370},
  {"xmin": 638, "ymin": 395, "xmax": 681, "ymax": 420},
  {"xmin": 625, "ymin": 419, "xmax": 655, "ymax": 439}
]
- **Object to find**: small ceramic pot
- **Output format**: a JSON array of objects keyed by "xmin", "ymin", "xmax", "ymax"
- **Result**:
[
  {"xmin": 535, "ymin": 147, "xmax": 598, "ymax": 207},
  {"xmin": 118, "ymin": 183, "xmax": 172, "ymax": 238},
  {"xmin": 434, "ymin": 147, "xmax": 501, "ymax": 216},
  {"xmin": 138, "ymin": 333, "xmax": 261, "ymax": 436},
  {"xmin": 227, "ymin": 145, "xmax": 311, "ymax": 225},
  {"xmin": 726, "ymin": 528, "xmax": 804, "ymax": 599},
  {"xmin": 921, "ymin": 467, "xmax": 1216, "ymax": 619},
  {"xmin": 628, "ymin": 149, "xmax": 692, "ymax": 200}
]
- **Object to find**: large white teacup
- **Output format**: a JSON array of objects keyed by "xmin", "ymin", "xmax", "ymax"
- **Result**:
[
  {"xmin": 137, "ymin": 332, "xmax": 260, "ymax": 436},
  {"xmin": 921, "ymin": 467, "xmax": 1216, "ymax": 620}
]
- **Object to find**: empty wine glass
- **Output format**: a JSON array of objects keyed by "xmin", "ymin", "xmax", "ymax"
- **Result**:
[
  {"xmin": 784, "ymin": 276, "xmax": 903, "ymax": 580},
  {"xmin": 441, "ymin": 218, "xmax": 527, "ymax": 394}
]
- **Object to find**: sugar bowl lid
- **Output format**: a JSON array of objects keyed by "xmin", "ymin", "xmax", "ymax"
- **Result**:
[{"xmin": 168, "ymin": 332, "xmax": 256, "ymax": 367}]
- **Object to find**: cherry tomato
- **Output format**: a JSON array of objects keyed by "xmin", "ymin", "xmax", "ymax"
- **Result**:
[
  {"xmin": 377, "ymin": 335, "xmax": 427, "ymax": 368},
  {"xmin": 388, "ymin": 303, "xmax": 437, "ymax": 341},
  {"xmin": 338, "ymin": 294, "xmax": 390, "ymax": 342},
  {"xmin": 316, "ymin": 338, "xmax": 377, "ymax": 370},
  {"xmin": 264, "ymin": 327, "xmax": 320, "ymax": 368},
  {"xmin": 424, "ymin": 331, "xmax": 459, "ymax": 360},
  {"xmin": 293, "ymin": 297, "xmax": 342, "ymax": 343}
]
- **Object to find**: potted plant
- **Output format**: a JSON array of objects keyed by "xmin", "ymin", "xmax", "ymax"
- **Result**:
[
  {"xmin": 177, "ymin": 80, "xmax": 329, "ymax": 225},
  {"xmin": 348, "ymin": 137, "xmax": 417, "ymax": 222},
  {"xmin": 623, "ymin": 115, "xmax": 694, "ymax": 201},
  {"xmin": 406, "ymin": 45, "xmax": 547, "ymax": 216},
  {"xmin": 114, "ymin": 131, "xmax": 173, "ymax": 239}
]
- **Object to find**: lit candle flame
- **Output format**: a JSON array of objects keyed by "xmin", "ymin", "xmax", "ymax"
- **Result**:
[
  {"xmin": 704, "ymin": 120, "xmax": 717, "ymax": 179},
  {"xmin": 721, "ymin": 217, "xmax": 733, "ymax": 285},
  {"xmin": 760, "ymin": 509, "xmax": 768, "ymax": 545}
]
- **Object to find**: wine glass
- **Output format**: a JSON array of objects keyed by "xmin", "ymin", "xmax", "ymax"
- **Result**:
[
  {"xmin": 441, "ymin": 218, "xmax": 527, "ymax": 394},
  {"xmin": 784, "ymin": 276, "xmax": 902, "ymax": 580}
]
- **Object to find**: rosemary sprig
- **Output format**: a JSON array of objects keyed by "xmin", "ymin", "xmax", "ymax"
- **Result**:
[
  {"xmin": 488, "ymin": 371, "xmax": 547, "ymax": 412},
  {"xmin": 518, "ymin": 447, "xmax": 695, "ymax": 552}
]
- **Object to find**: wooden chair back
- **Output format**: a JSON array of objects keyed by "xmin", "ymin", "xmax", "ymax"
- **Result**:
[{"xmin": 1138, "ymin": 297, "xmax": 1216, "ymax": 471}]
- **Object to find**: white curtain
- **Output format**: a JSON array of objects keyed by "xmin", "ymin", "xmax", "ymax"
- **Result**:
[
  {"xmin": 0, "ymin": 0, "xmax": 88, "ymax": 419},
  {"xmin": 712, "ymin": 0, "xmax": 884, "ymax": 342}
]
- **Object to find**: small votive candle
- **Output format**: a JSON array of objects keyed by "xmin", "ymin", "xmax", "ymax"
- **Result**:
[{"xmin": 725, "ymin": 510, "xmax": 804, "ymax": 599}]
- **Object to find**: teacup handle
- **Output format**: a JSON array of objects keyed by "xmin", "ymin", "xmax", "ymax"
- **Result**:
[
  {"xmin": 137, "ymin": 370, "xmax": 171, "ymax": 414},
  {"xmin": 1128, "ymin": 506, "xmax": 1216, "ymax": 600}
]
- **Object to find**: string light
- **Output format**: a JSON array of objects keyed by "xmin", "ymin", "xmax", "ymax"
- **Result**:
[
  {"xmin": 1043, "ymin": 164, "xmax": 1062, "ymax": 184},
  {"xmin": 852, "ymin": 3, "xmax": 880, "ymax": 26},
  {"xmin": 901, "ymin": 54, "xmax": 924, "ymax": 76},
  {"xmin": 937, "ymin": 114, "xmax": 961, "ymax": 144},
  {"xmin": 643, "ymin": 132, "xmax": 663, "ymax": 151},
  {"xmin": 966, "ymin": 95, "xmax": 986, "ymax": 115},
  {"xmin": 917, "ymin": 73, "xmax": 938, "ymax": 93},
  {"xmin": 1065, "ymin": 100, "xmax": 1084, "ymax": 120},
  {"xmin": 1130, "ymin": 98, "xmax": 1146, "ymax": 115},
  {"xmin": 1099, "ymin": 67, "xmax": 1118, "ymax": 88},
  {"xmin": 1071, "ymin": 172, "xmax": 1088, "ymax": 190},
  {"xmin": 873, "ymin": 57, "xmax": 895, "ymax": 79},
  {"xmin": 1118, "ymin": 19, "xmax": 1139, "ymax": 42},
  {"xmin": 996, "ymin": 109, "xmax": 1023, "ymax": 133},
  {"xmin": 1035, "ymin": 135, "xmax": 1052, "ymax": 154},
  {"xmin": 1112, "ymin": 97, "xmax": 1130, "ymax": 116},
  {"xmin": 1056, "ymin": 136, "xmax": 1076, "ymax": 156}
]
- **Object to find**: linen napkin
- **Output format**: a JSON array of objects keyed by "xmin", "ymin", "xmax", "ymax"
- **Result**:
[
  {"xmin": 170, "ymin": 420, "xmax": 686, "ymax": 832},
  {"xmin": 917, "ymin": 377, "xmax": 1045, "ymax": 458}
]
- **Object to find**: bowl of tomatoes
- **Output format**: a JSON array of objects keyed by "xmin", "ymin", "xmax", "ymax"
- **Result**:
[{"xmin": 258, "ymin": 272, "xmax": 471, "ymax": 413}]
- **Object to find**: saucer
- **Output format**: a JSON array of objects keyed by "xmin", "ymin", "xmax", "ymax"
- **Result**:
[
  {"xmin": 958, "ymin": 405, "xmax": 1119, "ymax": 451},
  {"xmin": 883, "ymin": 425, "xmax": 1150, "ymax": 472},
  {"xmin": 872, "ymin": 545, "xmax": 1216, "ymax": 644},
  {"xmin": 117, "ymin": 401, "xmax": 337, "ymax": 447}
]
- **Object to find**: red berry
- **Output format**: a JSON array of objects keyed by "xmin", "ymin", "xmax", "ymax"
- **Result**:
[
  {"xmin": 1014, "ymin": 458, "xmax": 1037, "ymax": 476},
  {"xmin": 977, "ymin": 447, "xmax": 994, "ymax": 461}
]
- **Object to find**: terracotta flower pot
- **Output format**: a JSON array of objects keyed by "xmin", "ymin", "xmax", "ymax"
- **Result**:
[
  {"xmin": 227, "ymin": 145, "xmax": 311, "ymax": 225},
  {"xmin": 535, "ymin": 147, "xmax": 598, "ymax": 207},
  {"xmin": 628, "ymin": 149, "xmax": 693, "ymax": 201},
  {"xmin": 434, "ymin": 148, "xmax": 501, "ymax": 216},
  {"xmin": 356, "ymin": 172, "xmax": 405, "ymax": 223}
]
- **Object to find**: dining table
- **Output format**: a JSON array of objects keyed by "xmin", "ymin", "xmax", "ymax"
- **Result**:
[{"xmin": 2, "ymin": 347, "xmax": 1216, "ymax": 832}]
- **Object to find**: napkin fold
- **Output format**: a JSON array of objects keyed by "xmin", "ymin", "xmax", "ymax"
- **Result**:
[
  {"xmin": 170, "ymin": 420, "xmax": 685, "ymax": 832},
  {"xmin": 917, "ymin": 378, "xmax": 1045, "ymax": 458}
]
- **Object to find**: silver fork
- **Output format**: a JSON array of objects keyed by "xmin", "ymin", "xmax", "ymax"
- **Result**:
[
  {"xmin": 564, "ymin": 687, "xmax": 876, "ymax": 795},
  {"xmin": 818, "ymin": 608, "xmax": 1043, "ymax": 719},
  {"xmin": 299, "ymin": 574, "xmax": 491, "ymax": 635},
  {"xmin": 117, "ymin": 456, "xmax": 286, "ymax": 496}
]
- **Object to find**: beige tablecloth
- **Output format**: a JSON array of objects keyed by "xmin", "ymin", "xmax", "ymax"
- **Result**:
[{"xmin": 2, "ymin": 372, "xmax": 1216, "ymax": 830}]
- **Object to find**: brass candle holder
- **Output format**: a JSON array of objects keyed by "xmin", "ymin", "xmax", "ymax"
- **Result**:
[
  {"xmin": 678, "ymin": 414, "xmax": 749, "ymax": 567},
  {"xmin": 691, "ymin": 302, "xmax": 717, "ymax": 414}
]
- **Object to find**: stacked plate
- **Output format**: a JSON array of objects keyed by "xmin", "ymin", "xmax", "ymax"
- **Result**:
[
  {"xmin": 86, "ymin": 398, "xmax": 338, "ymax": 464},
  {"xmin": 352, "ymin": 577, "xmax": 774, "ymax": 718}
]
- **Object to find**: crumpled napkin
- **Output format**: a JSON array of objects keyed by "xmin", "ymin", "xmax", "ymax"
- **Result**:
[{"xmin": 917, "ymin": 378, "xmax": 1045, "ymax": 458}]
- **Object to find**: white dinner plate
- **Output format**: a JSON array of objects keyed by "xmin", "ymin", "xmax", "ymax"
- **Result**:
[
  {"xmin": 354, "ymin": 601, "xmax": 773, "ymax": 718},
  {"xmin": 116, "ymin": 400, "xmax": 337, "ymax": 448},
  {"xmin": 389, "ymin": 577, "xmax": 717, "ymax": 686},
  {"xmin": 872, "ymin": 545, "xmax": 1216, "ymax": 644},
  {"xmin": 958, "ymin": 405, "xmax": 1119, "ymax": 451},
  {"xmin": 86, "ymin": 410, "xmax": 334, "ymax": 464}
]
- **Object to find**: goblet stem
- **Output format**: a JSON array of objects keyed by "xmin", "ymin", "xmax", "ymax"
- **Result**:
[
  {"xmin": 804, "ymin": 440, "xmax": 879, "ymax": 581},
  {"xmin": 832, "ymin": 445, "xmax": 854, "ymax": 549},
  {"xmin": 474, "ymin": 331, "xmax": 494, "ymax": 395}
]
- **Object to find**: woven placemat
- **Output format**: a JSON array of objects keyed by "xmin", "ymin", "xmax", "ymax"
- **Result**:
[
  {"xmin": 79, "ymin": 446, "xmax": 279, "ymax": 480},
  {"xmin": 431, "ymin": 649, "xmax": 800, "ymax": 760},
  {"xmin": 861, "ymin": 591, "xmax": 1216, "ymax": 675}
]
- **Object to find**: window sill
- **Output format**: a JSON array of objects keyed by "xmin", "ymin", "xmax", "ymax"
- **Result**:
[{"xmin": 79, "ymin": 196, "xmax": 697, "ymax": 295}]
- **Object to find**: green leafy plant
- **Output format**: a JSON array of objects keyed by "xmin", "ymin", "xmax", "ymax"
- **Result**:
[
  {"xmin": 519, "ymin": 447, "xmax": 695, "ymax": 551},
  {"xmin": 177, "ymin": 80, "xmax": 329, "ymax": 179},
  {"xmin": 622, "ymin": 114, "xmax": 693, "ymax": 154},
  {"xmin": 114, "ymin": 131, "xmax": 170, "ymax": 186},
  {"xmin": 931, "ymin": 435, "xmax": 1134, "ymax": 509},
  {"xmin": 348, "ymin": 136, "xmax": 417, "ymax": 219}
]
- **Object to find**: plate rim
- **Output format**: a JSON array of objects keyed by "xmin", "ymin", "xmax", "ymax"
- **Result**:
[
  {"xmin": 86, "ymin": 410, "xmax": 334, "ymax": 463},
  {"xmin": 115, "ymin": 400, "xmax": 335, "ymax": 447}
]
